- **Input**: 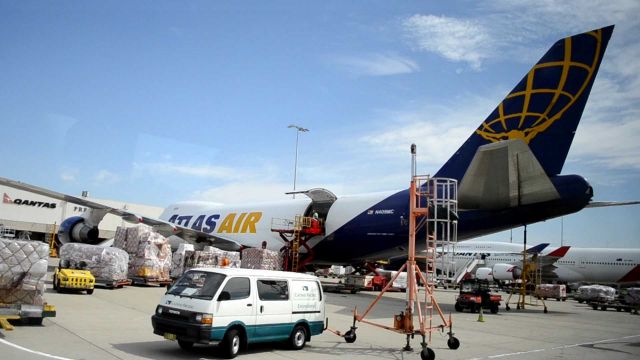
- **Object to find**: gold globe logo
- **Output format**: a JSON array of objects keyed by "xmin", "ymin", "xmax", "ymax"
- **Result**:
[{"xmin": 476, "ymin": 29, "xmax": 604, "ymax": 144}]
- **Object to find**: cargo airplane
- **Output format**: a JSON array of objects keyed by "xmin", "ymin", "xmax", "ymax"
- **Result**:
[
  {"xmin": 449, "ymin": 241, "xmax": 640, "ymax": 284},
  {"xmin": 0, "ymin": 26, "xmax": 629, "ymax": 265}
]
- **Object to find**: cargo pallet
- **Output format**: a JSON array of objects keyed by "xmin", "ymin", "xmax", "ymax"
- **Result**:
[
  {"xmin": 0, "ymin": 303, "xmax": 56, "ymax": 331},
  {"xmin": 130, "ymin": 277, "xmax": 172, "ymax": 287},
  {"xmin": 588, "ymin": 300, "xmax": 639, "ymax": 314},
  {"xmin": 95, "ymin": 279, "xmax": 132, "ymax": 289}
]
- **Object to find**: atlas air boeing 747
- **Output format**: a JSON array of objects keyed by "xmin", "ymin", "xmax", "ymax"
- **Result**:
[{"xmin": 0, "ymin": 25, "xmax": 629, "ymax": 265}]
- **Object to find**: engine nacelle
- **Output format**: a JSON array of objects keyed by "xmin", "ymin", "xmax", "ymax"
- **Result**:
[
  {"xmin": 475, "ymin": 267, "xmax": 494, "ymax": 281},
  {"xmin": 58, "ymin": 216, "xmax": 100, "ymax": 244},
  {"xmin": 492, "ymin": 263, "xmax": 521, "ymax": 280}
]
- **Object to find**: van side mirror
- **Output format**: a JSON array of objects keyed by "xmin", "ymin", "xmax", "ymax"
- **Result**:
[{"xmin": 218, "ymin": 291, "xmax": 231, "ymax": 301}]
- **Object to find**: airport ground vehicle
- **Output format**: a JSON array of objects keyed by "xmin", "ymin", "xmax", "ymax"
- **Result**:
[
  {"xmin": 52, "ymin": 261, "xmax": 96, "ymax": 294},
  {"xmin": 455, "ymin": 279, "xmax": 501, "ymax": 314},
  {"xmin": 152, "ymin": 268, "xmax": 325, "ymax": 358},
  {"xmin": 0, "ymin": 303, "xmax": 56, "ymax": 329}
]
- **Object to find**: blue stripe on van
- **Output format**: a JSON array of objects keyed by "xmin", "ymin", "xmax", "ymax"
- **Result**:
[{"xmin": 210, "ymin": 320, "xmax": 324, "ymax": 343}]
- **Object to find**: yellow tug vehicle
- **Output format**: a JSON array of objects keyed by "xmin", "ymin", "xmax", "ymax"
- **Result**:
[{"xmin": 53, "ymin": 261, "xmax": 96, "ymax": 294}]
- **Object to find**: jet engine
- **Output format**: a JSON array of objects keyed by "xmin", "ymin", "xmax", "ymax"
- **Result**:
[
  {"xmin": 58, "ymin": 216, "xmax": 100, "ymax": 244},
  {"xmin": 492, "ymin": 263, "xmax": 521, "ymax": 280},
  {"xmin": 475, "ymin": 267, "xmax": 494, "ymax": 281}
]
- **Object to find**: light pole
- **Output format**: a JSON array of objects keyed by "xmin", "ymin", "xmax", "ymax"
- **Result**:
[{"xmin": 288, "ymin": 124, "xmax": 309, "ymax": 199}]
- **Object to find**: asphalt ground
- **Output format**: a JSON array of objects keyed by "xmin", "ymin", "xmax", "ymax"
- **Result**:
[{"xmin": 1, "ymin": 271, "xmax": 639, "ymax": 360}]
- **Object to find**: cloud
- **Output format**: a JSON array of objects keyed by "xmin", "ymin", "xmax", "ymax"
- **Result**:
[
  {"xmin": 356, "ymin": 91, "xmax": 503, "ymax": 170},
  {"xmin": 192, "ymin": 181, "xmax": 294, "ymax": 204},
  {"xmin": 93, "ymin": 169, "xmax": 121, "ymax": 184},
  {"xmin": 332, "ymin": 53, "xmax": 420, "ymax": 76},
  {"xmin": 134, "ymin": 162, "xmax": 242, "ymax": 180},
  {"xmin": 402, "ymin": 14, "xmax": 492, "ymax": 70},
  {"xmin": 402, "ymin": 1, "xmax": 640, "ymax": 70},
  {"xmin": 60, "ymin": 170, "xmax": 77, "ymax": 182}
]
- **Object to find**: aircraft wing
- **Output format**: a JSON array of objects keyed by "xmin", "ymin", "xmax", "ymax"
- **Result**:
[
  {"xmin": 0, "ymin": 176, "xmax": 241, "ymax": 250},
  {"xmin": 586, "ymin": 201, "xmax": 640, "ymax": 208}
]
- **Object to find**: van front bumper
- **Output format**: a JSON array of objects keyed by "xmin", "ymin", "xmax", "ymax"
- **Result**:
[{"xmin": 152, "ymin": 315, "xmax": 214, "ymax": 344}]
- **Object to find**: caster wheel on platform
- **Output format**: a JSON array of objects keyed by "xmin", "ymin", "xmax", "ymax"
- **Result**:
[
  {"xmin": 420, "ymin": 347, "xmax": 435, "ymax": 360},
  {"xmin": 344, "ymin": 330, "xmax": 356, "ymax": 343},
  {"xmin": 447, "ymin": 336, "xmax": 460, "ymax": 350}
]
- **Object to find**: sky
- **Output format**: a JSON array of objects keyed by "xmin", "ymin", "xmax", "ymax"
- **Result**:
[{"xmin": 1, "ymin": 1, "xmax": 639, "ymax": 248}]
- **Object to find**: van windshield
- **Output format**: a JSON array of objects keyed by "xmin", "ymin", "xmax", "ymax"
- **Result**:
[{"xmin": 167, "ymin": 270, "xmax": 226, "ymax": 300}]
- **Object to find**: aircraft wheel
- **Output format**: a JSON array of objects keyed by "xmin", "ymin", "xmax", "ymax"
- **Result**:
[
  {"xmin": 420, "ymin": 347, "xmax": 435, "ymax": 360},
  {"xmin": 344, "ymin": 330, "xmax": 356, "ymax": 343},
  {"xmin": 447, "ymin": 336, "xmax": 460, "ymax": 350}
]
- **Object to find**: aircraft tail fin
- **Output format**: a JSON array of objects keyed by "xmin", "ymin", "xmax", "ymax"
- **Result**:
[
  {"xmin": 435, "ymin": 25, "xmax": 614, "ymax": 180},
  {"xmin": 547, "ymin": 246, "xmax": 571, "ymax": 258},
  {"xmin": 526, "ymin": 243, "xmax": 550, "ymax": 255}
]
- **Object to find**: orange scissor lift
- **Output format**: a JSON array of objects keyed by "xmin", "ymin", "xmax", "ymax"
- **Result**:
[{"xmin": 332, "ymin": 145, "xmax": 460, "ymax": 360}]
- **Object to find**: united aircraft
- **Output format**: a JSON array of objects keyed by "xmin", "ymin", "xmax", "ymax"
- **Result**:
[
  {"xmin": 0, "ymin": 26, "xmax": 626, "ymax": 265},
  {"xmin": 448, "ymin": 241, "xmax": 640, "ymax": 284}
]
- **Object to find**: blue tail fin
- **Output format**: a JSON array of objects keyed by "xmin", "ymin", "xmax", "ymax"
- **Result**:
[
  {"xmin": 436, "ymin": 25, "xmax": 614, "ymax": 180},
  {"xmin": 526, "ymin": 243, "xmax": 550, "ymax": 255}
]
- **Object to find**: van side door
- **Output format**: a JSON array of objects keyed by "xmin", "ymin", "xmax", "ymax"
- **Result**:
[
  {"xmin": 254, "ymin": 279, "xmax": 291, "ymax": 341},
  {"xmin": 215, "ymin": 276, "xmax": 256, "ymax": 338}
]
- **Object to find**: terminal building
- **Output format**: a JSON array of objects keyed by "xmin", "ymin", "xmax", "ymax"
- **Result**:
[{"xmin": 0, "ymin": 184, "xmax": 164, "ymax": 242}]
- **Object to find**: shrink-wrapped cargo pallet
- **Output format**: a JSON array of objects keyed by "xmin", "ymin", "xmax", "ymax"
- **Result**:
[
  {"xmin": 577, "ymin": 284, "xmax": 617, "ymax": 302},
  {"xmin": 113, "ymin": 225, "xmax": 172, "ymax": 283},
  {"xmin": 535, "ymin": 284, "xmax": 567, "ymax": 300},
  {"xmin": 171, "ymin": 245, "xmax": 240, "ymax": 278},
  {"xmin": 623, "ymin": 288, "xmax": 640, "ymax": 306},
  {"xmin": 0, "ymin": 238, "xmax": 49, "ymax": 306},
  {"xmin": 113, "ymin": 226, "xmax": 127, "ymax": 250},
  {"xmin": 59, "ymin": 243, "xmax": 129, "ymax": 283},
  {"xmin": 170, "ymin": 243, "xmax": 195, "ymax": 279},
  {"xmin": 129, "ymin": 226, "xmax": 172, "ymax": 282},
  {"xmin": 241, "ymin": 248, "xmax": 282, "ymax": 270}
]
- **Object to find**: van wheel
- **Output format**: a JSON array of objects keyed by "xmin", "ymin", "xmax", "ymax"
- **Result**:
[
  {"xmin": 178, "ymin": 340, "xmax": 194, "ymax": 350},
  {"xmin": 222, "ymin": 329, "xmax": 242, "ymax": 359},
  {"xmin": 289, "ymin": 325, "xmax": 307, "ymax": 350}
]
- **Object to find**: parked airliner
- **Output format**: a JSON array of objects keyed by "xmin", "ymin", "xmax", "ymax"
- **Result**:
[
  {"xmin": 0, "ymin": 26, "xmax": 623, "ymax": 265},
  {"xmin": 448, "ymin": 241, "xmax": 640, "ymax": 284}
]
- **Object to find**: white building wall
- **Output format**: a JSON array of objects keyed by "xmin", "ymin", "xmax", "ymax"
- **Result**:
[{"xmin": 0, "ymin": 185, "xmax": 164, "ymax": 238}]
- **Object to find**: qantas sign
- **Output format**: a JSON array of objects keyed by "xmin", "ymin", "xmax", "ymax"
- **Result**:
[{"xmin": 3, "ymin": 193, "xmax": 57, "ymax": 209}]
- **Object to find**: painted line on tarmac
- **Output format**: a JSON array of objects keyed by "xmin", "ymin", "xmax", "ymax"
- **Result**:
[
  {"xmin": 0, "ymin": 338, "xmax": 75, "ymax": 360},
  {"xmin": 473, "ymin": 334, "xmax": 640, "ymax": 359}
]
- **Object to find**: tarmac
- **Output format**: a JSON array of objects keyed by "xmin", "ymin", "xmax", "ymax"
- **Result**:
[{"xmin": 1, "ymin": 270, "xmax": 640, "ymax": 360}]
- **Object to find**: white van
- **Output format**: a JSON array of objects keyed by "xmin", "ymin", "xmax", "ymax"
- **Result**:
[{"xmin": 152, "ymin": 267, "xmax": 325, "ymax": 358}]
